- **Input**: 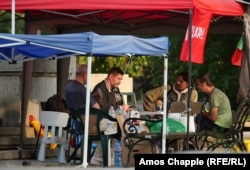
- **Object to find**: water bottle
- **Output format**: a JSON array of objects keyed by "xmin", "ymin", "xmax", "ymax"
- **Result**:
[
  {"xmin": 109, "ymin": 105, "xmax": 115, "ymax": 118},
  {"xmin": 122, "ymin": 108, "xmax": 129, "ymax": 120},
  {"xmin": 109, "ymin": 105, "xmax": 116, "ymax": 130},
  {"xmin": 114, "ymin": 139, "xmax": 122, "ymax": 167},
  {"xmin": 115, "ymin": 105, "xmax": 122, "ymax": 115},
  {"xmin": 105, "ymin": 106, "xmax": 116, "ymax": 134}
]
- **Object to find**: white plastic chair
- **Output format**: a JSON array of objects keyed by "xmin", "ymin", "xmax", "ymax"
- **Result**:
[{"xmin": 37, "ymin": 111, "xmax": 69, "ymax": 163}]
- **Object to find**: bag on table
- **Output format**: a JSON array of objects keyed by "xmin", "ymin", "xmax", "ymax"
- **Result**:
[{"xmin": 146, "ymin": 118, "xmax": 185, "ymax": 133}]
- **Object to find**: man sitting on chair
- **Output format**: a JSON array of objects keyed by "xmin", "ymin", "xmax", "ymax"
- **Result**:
[
  {"xmin": 65, "ymin": 64, "xmax": 101, "ymax": 162},
  {"xmin": 143, "ymin": 72, "xmax": 198, "ymax": 112},
  {"xmin": 91, "ymin": 67, "xmax": 129, "ymax": 166},
  {"xmin": 195, "ymin": 73, "xmax": 232, "ymax": 133},
  {"xmin": 65, "ymin": 64, "xmax": 100, "ymax": 111}
]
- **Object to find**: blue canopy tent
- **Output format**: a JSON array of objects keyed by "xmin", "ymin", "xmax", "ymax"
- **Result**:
[
  {"xmin": 0, "ymin": 32, "xmax": 170, "ymax": 166},
  {"xmin": 0, "ymin": 32, "xmax": 169, "ymax": 62}
]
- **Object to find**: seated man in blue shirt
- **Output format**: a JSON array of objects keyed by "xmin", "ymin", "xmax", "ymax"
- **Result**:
[{"xmin": 65, "ymin": 64, "xmax": 100, "ymax": 111}]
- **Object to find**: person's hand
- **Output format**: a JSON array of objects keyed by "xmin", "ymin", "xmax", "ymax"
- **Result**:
[
  {"xmin": 156, "ymin": 100, "xmax": 163, "ymax": 111},
  {"xmin": 121, "ymin": 104, "xmax": 129, "ymax": 111},
  {"xmin": 202, "ymin": 111, "xmax": 210, "ymax": 118}
]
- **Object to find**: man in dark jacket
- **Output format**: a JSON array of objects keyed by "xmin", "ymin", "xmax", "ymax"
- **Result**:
[
  {"xmin": 90, "ymin": 67, "xmax": 128, "ymax": 165},
  {"xmin": 92, "ymin": 67, "xmax": 128, "ymax": 112}
]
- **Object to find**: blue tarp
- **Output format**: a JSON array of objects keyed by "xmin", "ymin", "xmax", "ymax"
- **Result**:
[{"xmin": 0, "ymin": 32, "xmax": 169, "ymax": 63}]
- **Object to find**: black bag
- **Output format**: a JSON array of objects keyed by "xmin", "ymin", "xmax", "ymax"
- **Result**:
[
  {"xmin": 46, "ymin": 94, "xmax": 71, "ymax": 129},
  {"xmin": 46, "ymin": 94, "xmax": 69, "ymax": 113}
]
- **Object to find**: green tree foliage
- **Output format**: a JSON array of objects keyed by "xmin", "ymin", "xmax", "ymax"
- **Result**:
[
  {"xmin": 0, "ymin": 11, "xmax": 24, "ymax": 33},
  {"xmin": 201, "ymin": 35, "xmax": 241, "ymax": 110},
  {"xmin": 79, "ymin": 34, "xmax": 241, "ymax": 109}
]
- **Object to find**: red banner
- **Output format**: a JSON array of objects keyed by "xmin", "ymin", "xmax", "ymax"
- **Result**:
[{"xmin": 180, "ymin": 8, "xmax": 212, "ymax": 64}]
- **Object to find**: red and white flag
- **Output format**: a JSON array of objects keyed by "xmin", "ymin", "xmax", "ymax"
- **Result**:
[
  {"xmin": 180, "ymin": 8, "xmax": 212, "ymax": 64},
  {"xmin": 231, "ymin": 35, "xmax": 243, "ymax": 66}
]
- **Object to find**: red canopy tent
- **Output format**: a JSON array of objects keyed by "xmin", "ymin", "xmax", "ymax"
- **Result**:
[
  {"xmin": 0, "ymin": 0, "xmax": 243, "ymax": 14},
  {"xmin": 0, "ymin": 0, "xmax": 244, "ymax": 35},
  {"xmin": 0, "ymin": 0, "xmax": 245, "ymax": 63},
  {"xmin": 0, "ymin": 0, "xmax": 246, "ymax": 164},
  {"xmin": 1, "ymin": 0, "xmax": 192, "ymax": 10}
]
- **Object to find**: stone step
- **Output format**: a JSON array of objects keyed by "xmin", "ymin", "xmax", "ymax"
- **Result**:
[
  {"xmin": 0, "ymin": 148, "xmax": 59, "ymax": 160},
  {"xmin": 0, "ymin": 136, "xmax": 59, "ymax": 160},
  {"xmin": 0, "ymin": 150, "xmax": 34, "ymax": 160},
  {"xmin": 0, "ymin": 126, "xmax": 36, "ymax": 138},
  {"xmin": 0, "ymin": 136, "xmax": 38, "ymax": 150}
]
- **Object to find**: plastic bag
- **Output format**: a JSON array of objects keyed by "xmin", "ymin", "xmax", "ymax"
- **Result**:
[{"xmin": 146, "ymin": 118, "xmax": 185, "ymax": 133}]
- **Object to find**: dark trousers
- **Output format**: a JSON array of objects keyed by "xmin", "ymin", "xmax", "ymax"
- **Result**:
[{"xmin": 195, "ymin": 114, "xmax": 229, "ymax": 133}]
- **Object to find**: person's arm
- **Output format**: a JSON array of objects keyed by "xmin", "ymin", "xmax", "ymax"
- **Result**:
[
  {"xmin": 94, "ymin": 87, "xmax": 111, "ymax": 112},
  {"xmin": 143, "ymin": 86, "xmax": 165, "ymax": 111},
  {"xmin": 90, "ymin": 91, "xmax": 101, "ymax": 109},
  {"xmin": 190, "ymin": 89, "xmax": 198, "ymax": 102},
  {"xmin": 92, "ymin": 102, "xmax": 100, "ymax": 109},
  {"xmin": 203, "ymin": 107, "xmax": 218, "ymax": 122}
]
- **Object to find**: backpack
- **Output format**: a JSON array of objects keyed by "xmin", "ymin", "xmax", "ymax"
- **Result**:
[
  {"xmin": 45, "ymin": 95, "xmax": 70, "ymax": 113},
  {"xmin": 45, "ymin": 94, "xmax": 71, "ymax": 130}
]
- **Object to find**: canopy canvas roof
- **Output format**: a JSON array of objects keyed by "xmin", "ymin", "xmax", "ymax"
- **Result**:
[
  {"xmin": 0, "ymin": 32, "xmax": 169, "ymax": 63},
  {"xmin": 0, "ymin": 0, "xmax": 245, "ymax": 34}
]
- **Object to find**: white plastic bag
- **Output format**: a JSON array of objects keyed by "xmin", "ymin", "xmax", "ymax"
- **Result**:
[{"xmin": 179, "ymin": 115, "xmax": 196, "ymax": 132}]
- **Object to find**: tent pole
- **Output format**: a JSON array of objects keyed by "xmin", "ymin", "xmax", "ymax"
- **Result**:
[
  {"xmin": 57, "ymin": 58, "xmax": 70, "ymax": 97},
  {"xmin": 185, "ymin": 8, "xmax": 193, "ymax": 150},
  {"xmin": 19, "ymin": 61, "xmax": 33, "ymax": 159},
  {"xmin": 11, "ymin": 0, "xmax": 15, "ymax": 34},
  {"xmin": 78, "ymin": 56, "xmax": 92, "ymax": 168},
  {"xmin": 161, "ymin": 55, "xmax": 168, "ymax": 154}
]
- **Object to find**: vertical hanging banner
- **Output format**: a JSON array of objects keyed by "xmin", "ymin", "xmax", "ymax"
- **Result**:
[{"xmin": 180, "ymin": 8, "xmax": 212, "ymax": 64}]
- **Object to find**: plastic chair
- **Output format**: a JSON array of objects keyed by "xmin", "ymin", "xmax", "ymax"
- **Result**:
[
  {"xmin": 67, "ymin": 107, "xmax": 121, "ymax": 166},
  {"xmin": 37, "ymin": 111, "xmax": 69, "ymax": 163},
  {"xmin": 33, "ymin": 102, "xmax": 47, "ymax": 158}
]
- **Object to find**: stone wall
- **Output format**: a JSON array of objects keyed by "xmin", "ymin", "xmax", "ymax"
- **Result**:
[{"xmin": 0, "ymin": 58, "xmax": 133, "ymax": 134}]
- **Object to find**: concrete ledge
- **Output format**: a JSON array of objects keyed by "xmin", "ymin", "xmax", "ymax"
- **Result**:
[
  {"xmin": 0, "ymin": 150, "xmax": 33, "ymax": 160},
  {"xmin": 0, "ymin": 137, "xmax": 37, "ymax": 150}
]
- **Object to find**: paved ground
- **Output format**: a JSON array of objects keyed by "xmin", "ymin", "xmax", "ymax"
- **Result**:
[
  {"xmin": 0, "ymin": 127, "xmax": 249, "ymax": 170},
  {"xmin": 0, "ymin": 158, "xmax": 133, "ymax": 170}
]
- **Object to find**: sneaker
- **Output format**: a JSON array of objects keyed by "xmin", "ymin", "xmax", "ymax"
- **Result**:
[{"xmin": 90, "ymin": 156, "xmax": 103, "ymax": 166}]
